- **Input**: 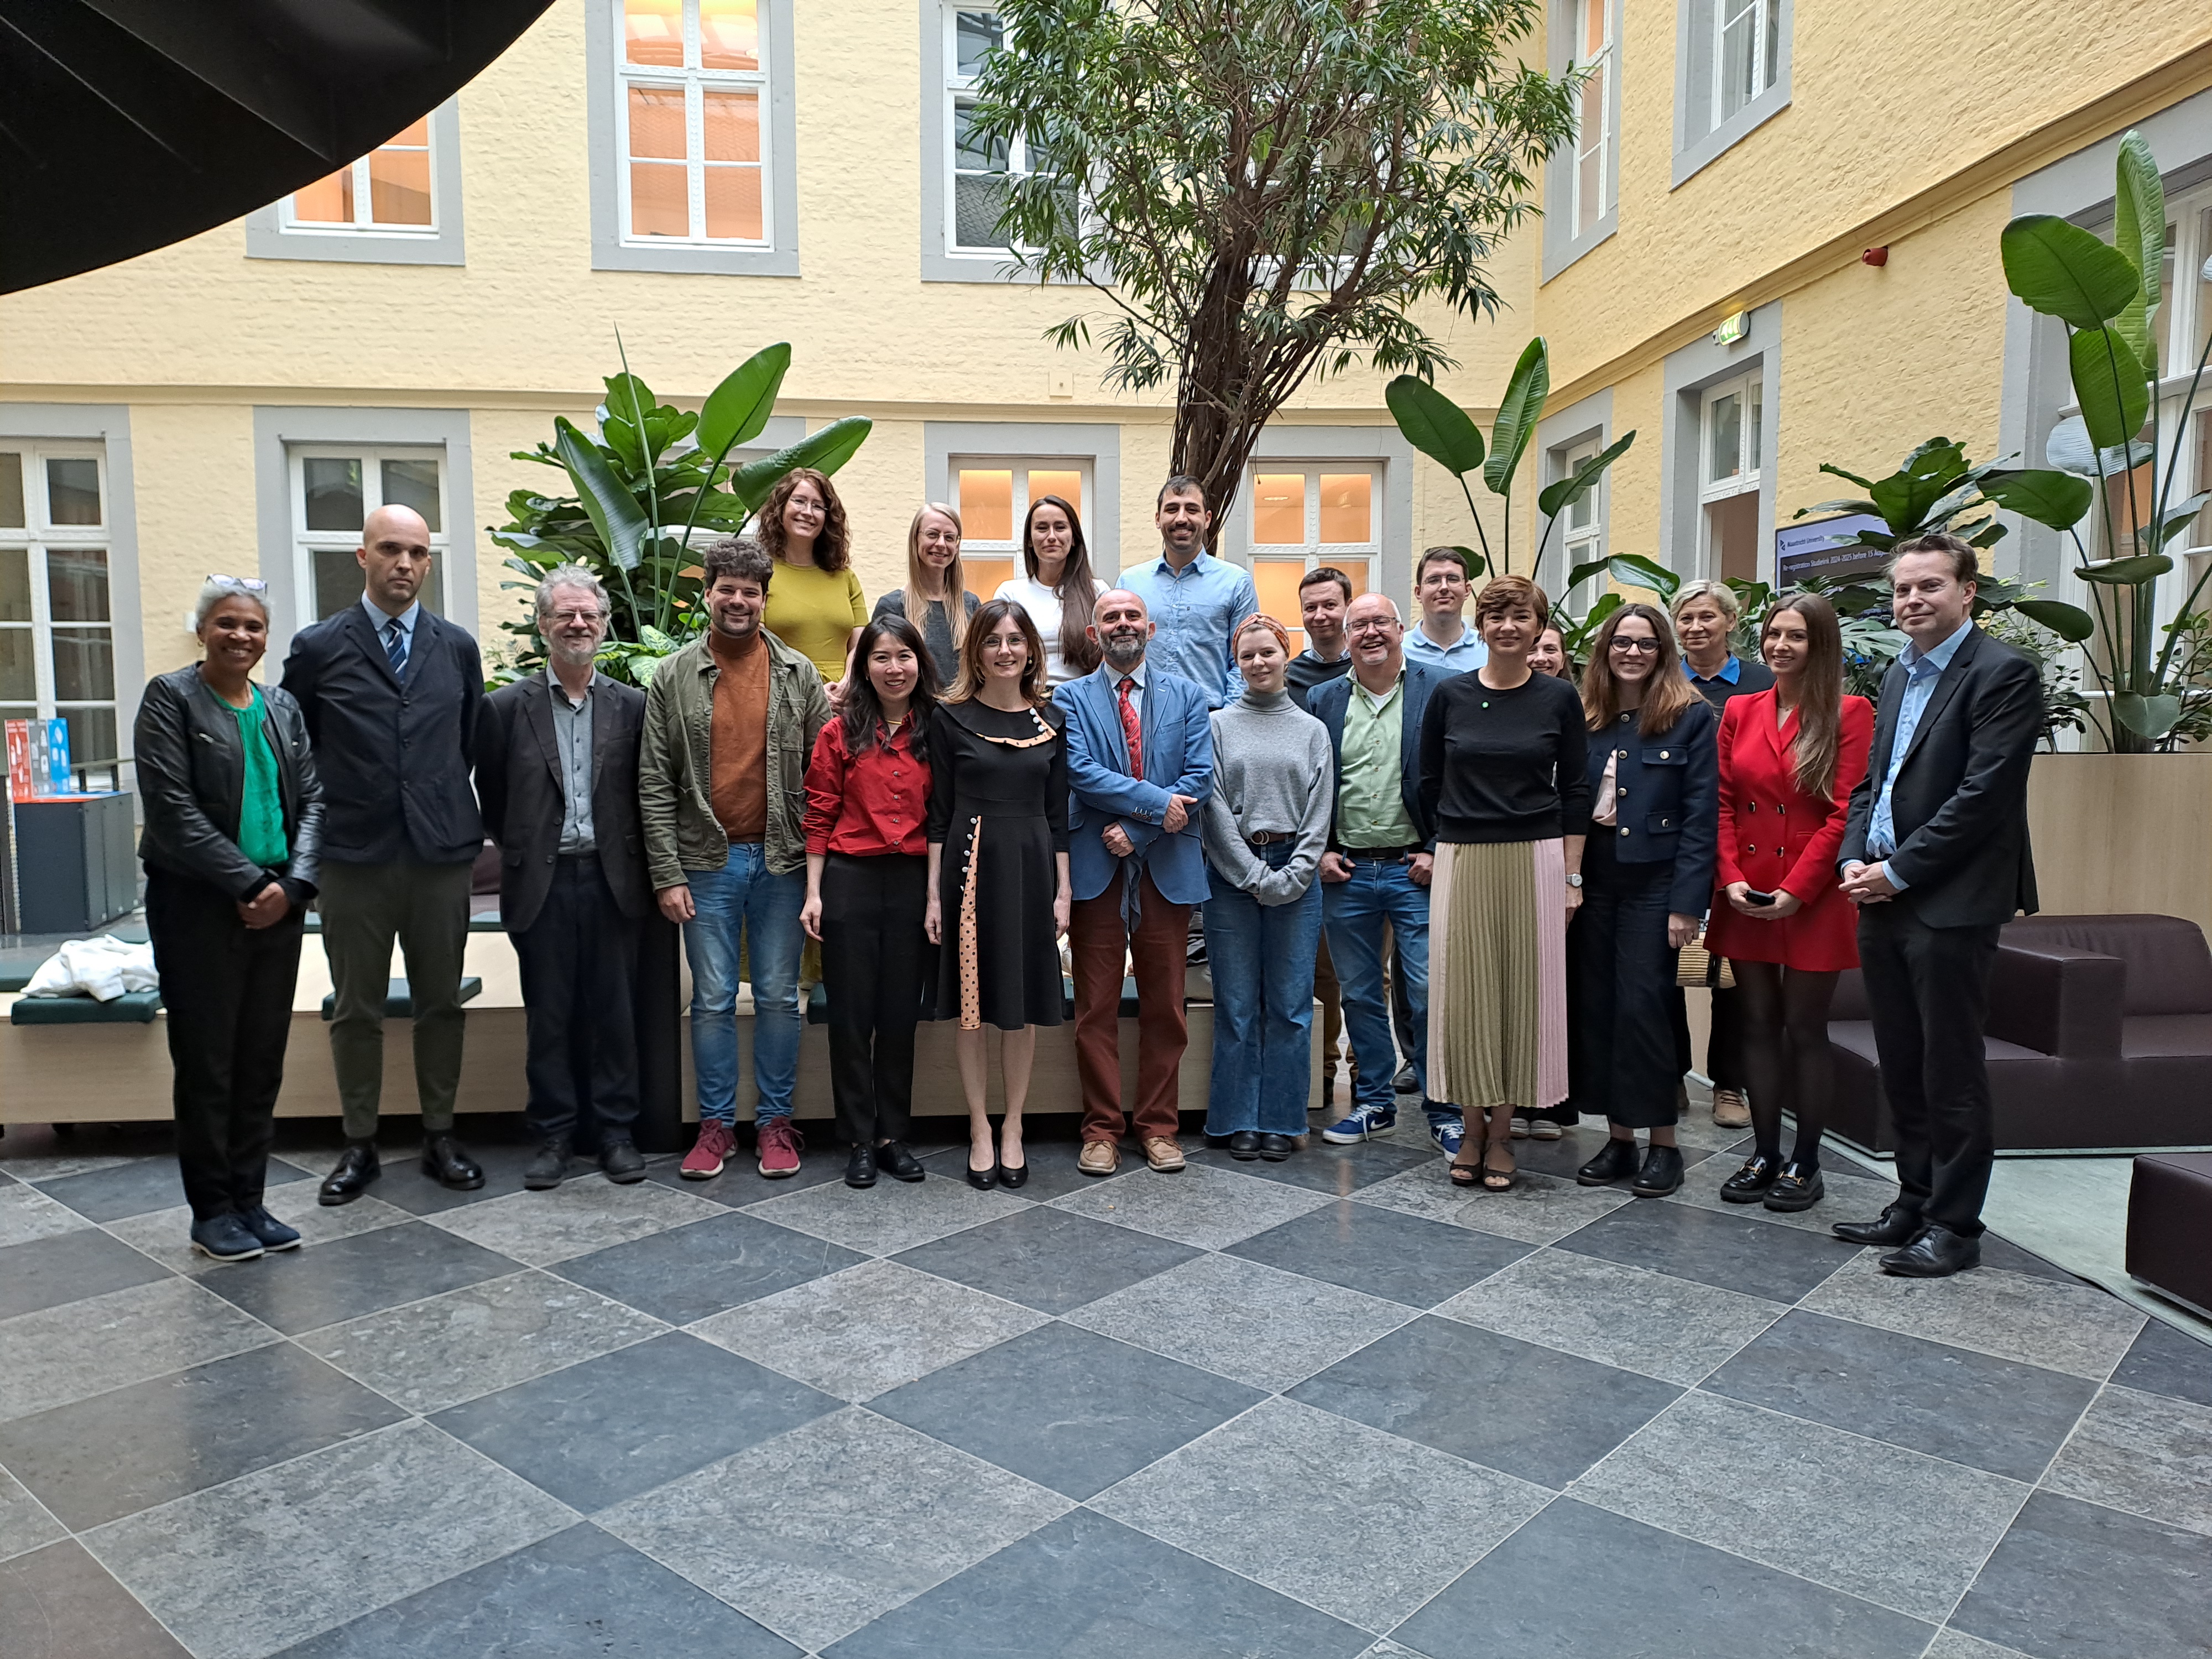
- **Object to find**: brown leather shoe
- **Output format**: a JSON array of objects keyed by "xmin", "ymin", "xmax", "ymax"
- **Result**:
[
  {"xmin": 1142, "ymin": 1136, "xmax": 1186, "ymax": 1172},
  {"xmin": 1712, "ymin": 1088, "xmax": 1752, "ymax": 1129},
  {"xmin": 1078, "ymin": 1140, "xmax": 1121, "ymax": 1176}
]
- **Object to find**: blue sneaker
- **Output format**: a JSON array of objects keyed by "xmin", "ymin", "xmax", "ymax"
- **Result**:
[
  {"xmin": 238, "ymin": 1205, "xmax": 302, "ymax": 1251},
  {"xmin": 189, "ymin": 1214, "xmax": 264, "ymax": 1262},
  {"xmin": 1321, "ymin": 1103, "xmax": 1398, "ymax": 1144},
  {"xmin": 1429, "ymin": 1119, "xmax": 1465, "ymax": 1160}
]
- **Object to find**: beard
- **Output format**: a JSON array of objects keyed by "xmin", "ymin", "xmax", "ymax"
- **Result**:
[
  {"xmin": 1102, "ymin": 630, "xmax": 1145, "ymax": 670},
  {"xmin": 550, "ymin": 636, "xmax": 601, "ymax": 670}
]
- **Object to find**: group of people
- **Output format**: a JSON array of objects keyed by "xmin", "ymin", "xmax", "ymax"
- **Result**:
[{"xmin": 134, "ymin": 463, "xmax": 2041, "ymax": 1281}]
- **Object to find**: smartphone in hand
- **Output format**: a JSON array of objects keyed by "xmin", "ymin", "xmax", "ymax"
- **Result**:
[{"xmin": 1743, "ymin": 889, "xmax": 1777, "ymax": 907}]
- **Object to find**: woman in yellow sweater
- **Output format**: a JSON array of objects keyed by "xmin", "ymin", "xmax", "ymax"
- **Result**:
[{"xmin": 759, "ymin": 467, "xmax": 868, "ymax": 701}]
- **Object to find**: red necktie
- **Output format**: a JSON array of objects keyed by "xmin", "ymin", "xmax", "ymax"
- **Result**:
[{"xmin": 1117, "ymin": 676, "xmax": 1143, "ymax": 776}]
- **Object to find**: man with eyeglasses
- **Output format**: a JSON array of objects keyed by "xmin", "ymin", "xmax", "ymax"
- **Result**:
[
  {"xmin": 1305, "ymin": 594, "xmax": 1464, "ymax": 1157},
  {"xmin": 284, "ymin": 504, "xmax": 487, "ymax": 1203},
  {"xmin": 1401, "ymin": 547, "xmax": 1490, "ymax": 676}
]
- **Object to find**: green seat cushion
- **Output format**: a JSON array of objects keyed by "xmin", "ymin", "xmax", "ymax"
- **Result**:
[{"xmin": 11, "ymin": 990, "xmax": 164, "ymax": 1025}]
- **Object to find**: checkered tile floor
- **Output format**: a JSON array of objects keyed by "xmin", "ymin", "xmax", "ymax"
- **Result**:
[{"xmin": 2, "ymin": 1111, "xmax": 2208, "ymax": 1659}]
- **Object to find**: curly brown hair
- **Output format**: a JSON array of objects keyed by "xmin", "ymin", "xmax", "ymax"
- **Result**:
[{"xmin": 757, "ymin": 467, "xmax": 851, "ymax": 572}]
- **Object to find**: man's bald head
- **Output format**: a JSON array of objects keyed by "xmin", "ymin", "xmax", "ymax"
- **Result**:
[
  {"xmin": 358, "ymin": 503, "xmax": 434, "ymax": 616},
  {"xmin": 1345, "ymin": 591, "xmax": 1406, "ymax": 688},
  {"xmin": 1089, "ymin": 587, "xmax": 1155, "ymax": 672}
]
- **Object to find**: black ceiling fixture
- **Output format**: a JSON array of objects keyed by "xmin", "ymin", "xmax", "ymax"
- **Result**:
[{"xmin": 0, "ymin": 0, "xmax": 554, "ymax": 294}]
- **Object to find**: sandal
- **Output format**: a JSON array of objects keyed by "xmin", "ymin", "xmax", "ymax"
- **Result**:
[
  {"xmin": 1449, "ymin": 1152, "xmax": 1483, "ymax": 1188},
  {"xmin": 1481, "ymin": 1142, "xmax": 1517, "ymax": 1192}
]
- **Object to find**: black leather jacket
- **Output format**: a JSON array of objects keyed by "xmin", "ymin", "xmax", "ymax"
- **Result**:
[{"xmin": 135, "ymin": 665, "xmax": 325, "ymax": 902}]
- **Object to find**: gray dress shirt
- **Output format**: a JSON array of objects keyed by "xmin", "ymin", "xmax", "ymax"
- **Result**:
[{"xmin": 549, "ymin": 669, "xmax": 597, "ymax": 853}]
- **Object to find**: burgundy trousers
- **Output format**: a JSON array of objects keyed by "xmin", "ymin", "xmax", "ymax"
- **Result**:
[{"xmin": 1070, "ymin": 868, "xmax": 1192, "ymax": 1142}]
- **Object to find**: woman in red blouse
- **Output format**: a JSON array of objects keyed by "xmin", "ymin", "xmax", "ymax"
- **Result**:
[
  {"xmin": 802, "ymin": 614, "xmax": 939, "ymax": 1188},
  {"xmin": 1703, "ymin": 594, "xmax": 1873, "ymax": 1213}
]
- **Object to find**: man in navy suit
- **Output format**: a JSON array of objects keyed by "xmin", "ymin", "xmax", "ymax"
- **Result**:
[
  {"xmin": 283, "ymin": 504, "xmax": 486, "ymax": 1203},
  {"xmin": 1056, "ymin": 590, "xmax": 1214, "ymax": 1175}
]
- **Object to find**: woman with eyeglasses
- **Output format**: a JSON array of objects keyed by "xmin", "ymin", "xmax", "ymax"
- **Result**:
[
  {"xmin": 872, "ymin": 503, "xmax": 978, "ymax": 685},
  {"xmin": 133, "ymin": 576, "xmax": 324, "ymax": 1262},
  {"xmin": 994, "ymin": 493, "xmax": 1105, "ymax": 685},
  {"xmin": 1567, "ymin": 605, "xmax": 1719, "ymax": 1199}
]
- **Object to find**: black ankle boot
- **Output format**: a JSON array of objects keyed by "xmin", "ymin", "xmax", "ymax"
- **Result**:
[
  {"xmin": 1575, "ymin": 1138, "xmax": 1640, "ymax": 1187},
  {"xmin": 1630, "ymin": 1144, "xmax": 1684, "ymax": 1197}
]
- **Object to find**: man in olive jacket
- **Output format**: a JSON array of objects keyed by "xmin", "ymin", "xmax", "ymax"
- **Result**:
[{"xmin": 640, "ymin": 536, "xmax": 830, "ymax": 1183}]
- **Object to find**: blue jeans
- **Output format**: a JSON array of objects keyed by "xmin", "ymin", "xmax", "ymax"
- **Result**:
[
  {"xmin": 1202, "ymin": 844, "xmax": 1324, "ymax": 1136},
  {"xmin": 1323, "ymin": 854, "xmax": 1457, "ymax": 1128},
  {"xmin": 682, "ymin": 844, "xmax": 805, "ymax": 1125}
]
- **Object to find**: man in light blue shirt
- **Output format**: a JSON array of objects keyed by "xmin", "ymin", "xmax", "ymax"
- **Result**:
[
  {"xmin": 1400, "ymin": 546, "xmax": 1489, "ymax": 676},
  {"xmin": 1117, "ymin": 476, "xmax": 1258, "ymax": 709},
  {"xmin": 1859, "ymin": 614, "xmax": 1974, "ymax": 892}
]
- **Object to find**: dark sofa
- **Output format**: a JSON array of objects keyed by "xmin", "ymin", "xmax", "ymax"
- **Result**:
[{"xmin": 1826, "ymin": 914, "xmax": 2212, "ymax": 1155}]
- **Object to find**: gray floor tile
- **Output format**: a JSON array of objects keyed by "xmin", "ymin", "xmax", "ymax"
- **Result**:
[
  {"xmin": 0, "ymin": 1151, "xmax": 142, "ymax": 1184},
  {"xmin": 819, "ymin": 1506, "xmax": 1371, "ymax": 1658},
  {"xmin": 33, "ymin": 1156, "xmax": 312, "ymax": 1224},
  {"xmin": 103, "ymin": 1191, "xmax": 413, "ymax": 1276},
  {"xmin": 1186, "ymin": 1135, "xmax": 1432, "ymax": 1194},
  {"xmin": 554, "ymin": 1210, "xmax": 867, "ymax": 1324},
  {"xmin": 272, "ymin": 1522, "xmax": 801, "ymax": 1658},
  {"xmin": 599, "ymin": 1407, "xmax": 1068, "ymax": 1651},
  {"xmin": 1799, "ymin": 1254, "xmax": 2147, "ymax": 1380},
  {"xmin": 193, "ymin": 1219, "xmax": 523, "ymax": 1336},
  {"xmin": 1068, "ymin": 1252, "xmax": 1415, "ymax": 1392},
  {"xmin": 1093, "ymin": 1395, "xmax": 1551, "ymax": 1631},
  {"xmin": 1051, "ymin": 1160, "xmax": 1331, "ymax": 1249},
  {"xmin": 747, "ymin": 1171, "xmax": 1024, "ymax": 1256},
  {"xmin": 0, "ymin": 1227, "xmax": 171, "ymax": 1321},
  {"xmin": 919, "ymin": 1141, "xmax": 1132, "ymax": 1202},
  {"xmin": 1920, "ymin": 1630, "xmax": 2036, "ymax": 1659},
  {"xmin": 0, "ymin": 1183, "xmax": 94, "ymax": 1248},
  {"xmin": 0, "ymin": 1469, "xmax": 64, "ymax": 1564},
  {"xmin": 870, "ymin": 1321, "xmax": 1264, "ymax": 1500},
  {"xmin": 1553, "ymin": 1194, "xmax": 1862, "ymax": 1302},
  {"xmin": 422, "ymin": 1178, "xmax": 727, "ymax": 1267},
  {"xmin": 1952, "ymin": 1490, "xmax": 2212, "ymax": 1659},
  {"xmin": 431, "ymin": 1331, "xmax": 838, "ymax": 1512},
  {"xmin": 0, "ymin": 1539, "xmax": 192, "ymax": 1659},
  {"xmin": 691, "ymin": 1260, "xmax": 1046, "ymax": 1402},
  {"xmin": 1227, "ymin": 1199, "xmax": 1532, "ymax": 1309},
  {"xmin": 0, "ymin": 1343, "xmax": 404, "ymax": 1531},
  {"xmin": 1436, "ymin": 1249, "xmax": 1785, "ymax": 1386},
  {"xmin": 1390, "ymin": 1497, "xmax": 1934, "ymax": 1659},
  {"xmin": 2039, "ymin": 1384, "xmax": 2212, "ymax": 1536},
  {"xmin": 1702, "ymin": 1310, "xmax": 2099, "ymax": 1481},
  {"xmin": 299, "ymin": 1269, "xmax": 669, "ymax": 1415},
  {"xmin": 889, "ymin": 1205, "xmax": 1199, "ymax": 1314},
  {"xmin": 1571, "ymin": 1391, "xmax": 2028, "ymax": 1622},
  {"xmin": 1353, "ymin": 1163, "xmax": 1635, "ymax": 1246},
  {"xmin": 86, "ymin": 1419, "xmax": 576, "ymax": 1659},
  {"xmin": 0, "ymin": 1275, "xmax": 279, "ymax": 1423},
  {"xmin": 1287, "ymin": 1314, "xmax": 1679, "ymax": 1489},
  {"xmin": 2109, "ymin": 1318, "xmax": 2212, "ymax": 1409}
]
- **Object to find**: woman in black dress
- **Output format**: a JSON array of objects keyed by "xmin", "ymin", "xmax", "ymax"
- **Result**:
[{"xmin": 925, "ymin": 598, "xmax": 1072, "ymax": 1189}]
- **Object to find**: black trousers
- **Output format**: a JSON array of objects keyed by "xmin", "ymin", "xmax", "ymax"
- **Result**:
[
  {"xmin": 1568, "ymin": 836, "xmax": 1683, "ymax": 1129},
  {"xmin": 821, "ymin": 852, "xmax": 930, "ymax": 1147},
  {"xmin": 145, "ymin": 869, "xmax": 305, "ymax": 1222},
  {"xmin": 512, "ymin": 854, "xmax": 643, "ymax": 1146},
  {"xmin": 1856, "ymin": 902, "xmax": 2002, "ymax": 1235}
]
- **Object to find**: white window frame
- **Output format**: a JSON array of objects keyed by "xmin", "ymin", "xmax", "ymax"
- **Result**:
[
  {"xmin": 1671, "ymin": 0, "xmax": 1792, "ymax": 187},
  {"xmin": 1244, "ymin": 463, "xmax": 1384, "ymax": 650},
  {"xmin": 288, "ymin": 446, "xmax": 451, "ymax": 625},
  {"xmin": 613, "ymin": 0, "xmax": 775, "ymax": 252},
  {"xmin": 244, "ymin": 101, "xmax": 466, "ymax": 267},
  {"xmin": 0, "ymin": 444, "xmax": 122, "ymax": 786},
  {"xmin": 946, "ymin": 455, "xmax": 1097, "ymax": 596},
  {"xmin": 1713, "ymin": 0, "xmax": 1781, "ymax": 126},
  {"xmin": 1551, "ymin": 434, "xmax": 1608, "ymax": 612},
  {"xmin": 943, "ymin": 6, "xmax": 1033, "ymax": 259},
  {"xmin": 1572, "ymin": 0, "xmax": 1614, "ymax": 238},
  {"xmin": 281, "ymin": 124, "xmax": 439, "ymax": 237},
  {"xmin": 1697, "ymin": 371, "xmax": 1764, "ymax": 576}
]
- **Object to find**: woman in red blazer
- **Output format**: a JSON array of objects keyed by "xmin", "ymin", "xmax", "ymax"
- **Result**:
[{"xmin": 1704, "ymin": 593, "xmax": 1872, "ymax": 1214}]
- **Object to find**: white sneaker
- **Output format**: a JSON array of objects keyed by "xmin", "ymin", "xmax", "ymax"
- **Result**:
[{"xmin": 1508, "ymin": 1115, "xmax": 1530, "ymax": 1139}]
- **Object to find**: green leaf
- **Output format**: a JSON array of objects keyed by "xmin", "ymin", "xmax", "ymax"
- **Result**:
[
  {"xmin": 2112, "ymin": 691, "xmax": 2183, "ymax": 741},
  {"xmin": 1966, "ymin": 520, "xmax": 2010, "ymax": 549},
  {"xmin": 1566, "ymin": 558, "xmax": 1613, "ymax": 592},
  {"xmin": 1978, "ymin": 468, "xmax": 2095, "ymax": 531},
  {"xmin": 2113, "ymin": 132, "xmax": 2166, "ymax": 366},
  {"xmin": 2078, "ymin": 553, "xmax": 2174, "ymax": 585},
  {"xmin": 1797, "ymin": 497, "xmax": 1884, "ymax": 520},
  {"xmin": 1451, "ymin": 544, "xmax": 1489, "ymax": 580},
  {"xmin": 2143, "ymin": 493, "xmax": 2212, "ymax": 550},
  {"xmin": 1484, "ymin": 338, "xmax": 1550, "ymax": 495},
  {"xmin": 729, "ymin": 417, "xmax": 875, "ymax": 512},
  {"xmin": 554, "ymin": 417, "xmax": 651, "ymax": 571},
  {"xmin": 1605, "ymin": 553, "xmax": 1678, "ymax": 601},
  {"xmin": 2001, "ymin": 214, "xmax": 2142, "ymax": 327},
  {"xmin": 1384, "ymin": 375, "xmax": 1485, "ymax": 477},
  {"xmin": 697, "ymin": 343, "xmax": 792, "ymax": 457},
  {"xmin": 2012, "ymin": 598, "xmax": 2097, "ymax": 642},
  {"xmin": 2068, "ymin": 326, "xmax": 2151, "ymax": 450},
  {"xmin": 1537, "ymin": 431, "xmax": 1635, "ymax": 520},
  {"xmin": 1817, "ymin": 462, "xmax": 1881, "ymax": 492}
]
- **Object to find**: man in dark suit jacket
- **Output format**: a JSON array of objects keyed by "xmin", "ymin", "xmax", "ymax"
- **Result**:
[
  {"xmin": 477, "ymin": 568, "xmax": 653, "ymax": 1188},
  {"xmin": 282, "ymin": 504, "xmax": 487, "ymax": 1202},
  {"xmin": 1835, "ymin": 533, "xmax": 2043, "ymax": 1277}
]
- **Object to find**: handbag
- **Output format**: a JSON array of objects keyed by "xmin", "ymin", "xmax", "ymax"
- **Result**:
[{"xmin": 1677, "ymin": 926, "xmax": 1736, "ymax": 990}]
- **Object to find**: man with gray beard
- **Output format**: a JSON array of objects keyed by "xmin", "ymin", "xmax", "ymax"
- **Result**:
[{"xmin": 475, "ymin": 567, "xmax": 654, "ymax": 1187}]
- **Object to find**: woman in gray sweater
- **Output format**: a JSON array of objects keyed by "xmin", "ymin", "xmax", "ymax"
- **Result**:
[{"xmin": 1201, "ymin": 614, "xmax": 1336, "ymax": 1160}]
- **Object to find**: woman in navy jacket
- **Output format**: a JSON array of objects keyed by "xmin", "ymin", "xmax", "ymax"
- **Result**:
[{"xmin": 1567, "ymin": 604, "xmax": 1718, "ymax": 1198}]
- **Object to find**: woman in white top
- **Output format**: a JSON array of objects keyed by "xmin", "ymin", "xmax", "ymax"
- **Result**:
[{"xmin": 994, "ymin": 493, "xmax": 1106, "ymax": 686}]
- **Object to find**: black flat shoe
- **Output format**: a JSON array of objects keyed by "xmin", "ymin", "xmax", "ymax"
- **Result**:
[
  {"xmin": 846, "ymin": 1145, "xmax": 878, "ymax": 1188},
  {"xmin": 1630, "ymin": 1144, "xmax": 1684, "ymax": 1198},
  {"xmin": 1575, "ymin": 1139, "xmax": 1640, "ymax": 1187},
  {"xmin": 1880, "ymin": 1222, "xmax": 1981, "ymax": 1277},
  {"xmin": 421, "ymin": 1133, "xmax": 483, "ymax": 1191},
  {"xmin": 523, "ymin": 1136, "xmax": 571, "ymax": 1191},
  {"xmin": 998, "ymin": 1159, "xmax": 1030, "ymax": 1190},
  {"xmin": 877, "ymin": 1142, "xmax": 926, "ymax": 1182},
  {"xmin": 1764, "ymin": 1162, "xmax": 1824, "ymax": 1212},
  {"xmin": 319, "ymin": 1140, "xmax": 379, "ymax": 1206},
  {"xmin": 1720, "ymin": 1151, "xmax": 1782, "ymax": 1203},
  {"xmin": 1228, "ymin": 1131, "xmax": 1262, "ymax": 1160},
  {"xmin": 967, "ymin": 1162, "xmax": 998, "ymax": 1191},
  {"xmin": 601, "ymin": 1138, "xmax": 646, "ymax": 1185},
  {"xmin": 1256, "ymin": 1134, "xmax": 1293, "ymax": 1162},
  {"xmin": 1834, "ymin": 1203, "xmax": 1923, "ymax": 1246}
]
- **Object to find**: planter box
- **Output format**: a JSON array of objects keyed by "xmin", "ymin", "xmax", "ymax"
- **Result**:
[{"xmin": 2027, "ymin": 753, "xmax": 2212, "ymax": 938}]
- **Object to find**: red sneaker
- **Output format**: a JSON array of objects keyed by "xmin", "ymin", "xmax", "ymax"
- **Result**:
[
  {"xmin": 756, "ymin": 1117, "xmax": 805, "ymax": 1178},
  {"xmin": 681, "ymin": 1120, "xmax": 736, "ymax": 1180}
]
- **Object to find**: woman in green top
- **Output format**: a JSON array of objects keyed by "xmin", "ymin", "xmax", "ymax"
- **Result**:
[
  {"xmin": 759, "ymin": 467, "xmax": 869, "ymax": 701},
  {"xmin": 134, "ymin": 577, "xmax": 325, "ymax": 1264}
]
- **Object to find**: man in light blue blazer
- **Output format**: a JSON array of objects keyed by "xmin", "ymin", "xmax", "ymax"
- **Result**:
[{"xmin": 1056, "ymin": 589, "xmax": 1214, "ymax": 1175}]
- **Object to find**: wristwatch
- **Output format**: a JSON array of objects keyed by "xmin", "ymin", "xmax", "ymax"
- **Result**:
[{"xmin": 1564, "ymin": 872, "xmax": 1584, "ymax": 888}]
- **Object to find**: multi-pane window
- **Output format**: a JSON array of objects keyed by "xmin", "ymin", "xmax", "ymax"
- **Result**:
[
  {"xmin": 290, "ymin": 448, "xmax": 447, "ymax": 622},
  {"xmin": 0, "ymin": 447, "xmax": 119, "ymax": 786},
  {"xmin": 1551, "ymin": 435, "xmax": 1608, "ymax": 609},
  {"xmin": 1571, "ymin": 0, "xmax": 1613, "ymax": 238},
  {"xmin": 1700, "ymin": 373, "xmax": 1764, "ymax": 582},
  {"xmin": 945, "ymin": 7, "xmax": 1030, "ymax": 254},
  {"xmin": 618, "ymin": 0, "xmax": 770, "ymax": 247},
  {"xmin": 286, "ymin": 121, "xmax": 435, "ymax": 233},
  {"xmin": 1248, "ymin": 467, "xmax": 1380, "ymax": 651},
  {"xmin": 953, "ymin": 460, "xmax": 1089, "ymax": 595},
  {"xmin": 1715, "ymin": 0, "xmax": 1782, "ymax": 123}
]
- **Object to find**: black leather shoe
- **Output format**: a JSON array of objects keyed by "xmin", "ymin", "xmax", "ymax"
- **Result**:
[
  {"xmin": 1256, "ymin": 1133, "xmax": 1294, "ymax": 1162},
  {"xmin": 524, "ymin": 1136, "xmax": 571, "ymax": 1191},
  {"xmin": 1630, "ymin": 1144, "xmax": 1684, "ymax": 1197},
  {"xmin": 877, "ymin": 1142, "xmax": 926, "ymax": 1182},
  {"xmin": 1392, "ymin": 1061, "xmax": 1420, "ymax": 1095},
  {"xmin": 601, "ymin": 1138, "xmax": 645, "ymax": 1185},
  {"xmin": 966, "ymin": 1162, "xmax": 999, "ymax": 1191},
  {"xmin": 1720, "ymin": 1151, "xmax": 1782, "ymax": 1203},
  {"xmin": 998, "ymin": 1159, "xmax": 1030, "ymax": 1190},
  {"xmin": 1575, "ymin": 1138, "xmax": 1640, "ymax": 1187},
  {"xmin": 422, "ymin": 1133, "xmax": 484, "ymax": 1191},
  {"xmin": 845, "ymin": 1145, "xmax": 878, "ymax": 1188},
  {"xmin": 1833, "ymin": 1203, "xmax": 1923, "ymax": 1246},
  {"xmin": 319, "ymin": 1140, "xmax": 379, "ymax": 1206},
  {"xmin": 1228, "ymin": 1131, "xmax": 1262, "ymax": 1161},
  {"xmin": 1764, "ymin": 1161, "xmax": 1824, "ymax": 1212},
  {"xmin": 1881, "ymin": 1223, "xmax": 1981, "ymax": 1277}
]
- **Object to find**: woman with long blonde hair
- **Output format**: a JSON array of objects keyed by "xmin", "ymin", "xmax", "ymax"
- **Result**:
[{"xmin": 872, "ymin": 502, "xmax": 979, "ymax": 683}]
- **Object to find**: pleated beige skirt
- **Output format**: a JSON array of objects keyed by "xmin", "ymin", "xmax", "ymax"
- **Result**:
[{"xmin": 1427, "ymin": 839, "xmax": 1571, "ymax": 1111}]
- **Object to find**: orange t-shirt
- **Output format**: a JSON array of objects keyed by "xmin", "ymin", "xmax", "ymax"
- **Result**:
[{"xmin": 708, "ymin": 629, "xmax": 770, "ymax": 841}]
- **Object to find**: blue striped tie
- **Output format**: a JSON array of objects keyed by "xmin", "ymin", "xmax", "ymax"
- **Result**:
[{"xmin": 383, "ymin": 619, "xmax": 409, "ymax": 679}]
